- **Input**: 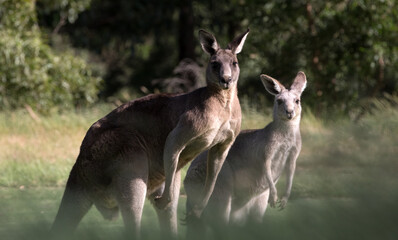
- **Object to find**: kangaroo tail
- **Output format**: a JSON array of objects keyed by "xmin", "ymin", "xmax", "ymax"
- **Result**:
[{"xmin": 50, "ymin": 165, "xmax": 93, "ymax": 236}]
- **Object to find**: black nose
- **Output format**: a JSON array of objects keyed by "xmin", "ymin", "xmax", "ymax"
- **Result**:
[
  {"xmin": 286, "ymin": 110, "xmax": 293, "ymax": 119},
  {"xmin": 221, "ymin": 77, "xmax": 232, "ymax": 84}
]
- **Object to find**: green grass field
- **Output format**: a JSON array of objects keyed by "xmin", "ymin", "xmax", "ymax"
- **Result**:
[{"xmin": 0, "ymin": 101, "xmax": 397, "ymax": 240}]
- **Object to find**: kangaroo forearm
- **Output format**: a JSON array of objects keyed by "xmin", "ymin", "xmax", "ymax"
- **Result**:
[
  {"xmin": 200, "ymin": 148, "xmax": 228, "ymax": 206},
  {"xmin": 284, "ymin": 170, "xmax": 295, "ymax": 197},
  {"xmin": 200, "ymin": 181, "xmax": 216, "ymax": 208},
  {"xmin": 201, "ymin": 163, "xmax": 223, "ymax": 205},
  {"xmin": 267, "ymin": 175, "xmax": 276, "ymax": 193},
  {"xmin": 284, "ymin": 181, "xmax": 292, "ymax": 198},
  {"xmin": 284, "ymin": 159, "xmax": 296, "ymax": 197},
  {"xmin": 265, "ymin": 159, "xmax": 276, "ymax": 191},
  {"xmin": 163, "ymin": 152, "xmax": 181, "ymax": 200}
]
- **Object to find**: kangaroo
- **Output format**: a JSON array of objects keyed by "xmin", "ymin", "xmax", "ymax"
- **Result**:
[
  {"xmin": 50, "ymin": 29, "xmax": 249, "ymax": 238},
  {"xmin": 184, "ymin": 72, "xmax": 307, "ymax": 237}
]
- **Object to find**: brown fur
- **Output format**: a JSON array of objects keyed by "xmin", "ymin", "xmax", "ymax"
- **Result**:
[{"xmin": 50, "ymin": 29, "xmax": 249, "ymax": 238}]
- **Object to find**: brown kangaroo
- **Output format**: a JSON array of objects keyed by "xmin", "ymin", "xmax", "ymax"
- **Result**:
[
  {"xmin": 50, "ymin": 29, "xmax": 249, "ymax": 238},
  {"xmin": 184, "ymin": 72, "xmax": 307, "ymax": 238}
]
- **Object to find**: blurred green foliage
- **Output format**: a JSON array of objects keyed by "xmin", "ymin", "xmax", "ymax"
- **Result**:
[
  {"xmin": 1, "ymin": 0, "xmax": 398, "ymax": 115},
  {"xmin": 38, "ymin": 0, "xmax": 396, "ymax": 115},
  {"xmin": 37, "ymin": 0, "xmax": 92, "ymax": 24},
  {"xmin": 0, "ymin": 0, "xmax": 101, "ymax": 113},
  {"xmin": 193, "ymin": 0, "xmax": 398, "ymax": 114}
]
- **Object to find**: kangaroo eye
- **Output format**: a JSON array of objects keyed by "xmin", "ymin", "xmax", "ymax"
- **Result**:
[
  {"xmin": 211, "ymin": 61, "xmax": 220, "ymax": 69},
  {"xmin": 232, "ymin": 61, "xmax": 238, "ymax": 66},
  {"xmin": 295, "ymin": 99, "xmax": 300, "ymax": 104},
  {"xmin": 277, "ymin": 99, "xmax": 283, "ymax": 105}
]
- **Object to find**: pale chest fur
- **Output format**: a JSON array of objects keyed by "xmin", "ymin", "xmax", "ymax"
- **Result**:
[
  {"xmin": 178, "ymin": 100, "xmax": 240, "ymax": 168},
  {"xmin": 207, "ymin": 96, "xmax": 240, "ymax": 147},
  {"xmin": 193, "ymin": 91, "xmax": 240, "ymax": 148},
  {"xmin": 209, "ymin": 117, "xmax": 239, "ymax": 145},
  {"xmin": 269, "ymin": 132, "xmax": 297, "ymax": 177},
  {"xmin": 232, "ymin": 130, "xmax": 298, "ymax": 205},
  {"xmin": 184, "ymin": 113, "xmax": 238, "ymax": 153}
]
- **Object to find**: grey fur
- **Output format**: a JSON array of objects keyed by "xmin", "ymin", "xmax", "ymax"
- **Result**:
[
  {"xmin": 184, "ymin": 72, "xmax": 307, "ymax": 237},
  {"xmin": 50, "ymin": 29, "xmax": 249, "ymax": 239}
]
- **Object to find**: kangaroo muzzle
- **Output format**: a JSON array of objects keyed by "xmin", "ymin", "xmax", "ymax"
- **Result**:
[
  {"xmin": 220, "ymin": 75, "xmax": 232, "ymax": 89},
  {"xmin": 285, "ymin": 110, "xmax": 295, "ymax": 120}
]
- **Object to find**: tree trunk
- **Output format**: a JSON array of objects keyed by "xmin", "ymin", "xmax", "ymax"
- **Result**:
[{"xmin": 178, "ymin": 0, "xmax": 195, "ymax": 61}]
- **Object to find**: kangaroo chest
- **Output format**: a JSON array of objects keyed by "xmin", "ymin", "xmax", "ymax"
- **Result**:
[
  {"xmin": 270, "ymin": 142, "xmax": 292, "ymax": 176},
  {"xmin": 232, "ymin": 141, "xmax": 295, "ymax": 208},
  {"xmin": 178, "ymin": 117, "xmax": 237, "ymax": 168},
  {"xmin": 210, "ymin": 118, "xmax": 237, "ymax": 145}
]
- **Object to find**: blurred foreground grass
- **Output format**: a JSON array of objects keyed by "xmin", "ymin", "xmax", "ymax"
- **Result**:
[{"xmin": 0, "ymin": 100, "xmax": 397, "ymax": 239}]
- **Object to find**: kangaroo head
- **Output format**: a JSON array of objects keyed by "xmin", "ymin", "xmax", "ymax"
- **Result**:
[
  {"xmin": 260, "ymin": 72, "xmax": 307, "ymax": 122},
  {"xmin": 199, "ymin": 29, "xmax": 249, "ymax": 90}
]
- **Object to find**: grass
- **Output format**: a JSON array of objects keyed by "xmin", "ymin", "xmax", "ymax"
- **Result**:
[
  {"xmin": 0, "ymin": 99, "xmax": 398, "ymax": 239},
  {"xmin": 0, "ymin": 104, "xmax": 113, "ymax": 187}
]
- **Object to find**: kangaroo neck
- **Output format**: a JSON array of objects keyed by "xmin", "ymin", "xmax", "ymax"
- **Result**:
[
  {"xmin": 206, "ymin": 83, "xmax": 237, "ymax": 110},
  {"xmin": 271, "ymin": 116, "xmax": 301, "ymax": 134}
]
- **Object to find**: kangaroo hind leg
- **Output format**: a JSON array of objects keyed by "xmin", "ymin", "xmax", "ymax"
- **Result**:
[
  {"xmin": 113, "ymin": 152, "xmax": 148, "ymax": 239},
  {"xmin": 248, "ymin": 189, "xmax": 270, "ymax": 224},
  {"xmin": 149, "ymin": 171, "xmax": 181, "ymax": 239}
]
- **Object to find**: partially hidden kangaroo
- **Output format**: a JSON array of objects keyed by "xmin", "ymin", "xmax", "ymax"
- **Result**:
[
  {"xmin": 184, "ymin": 72, "xmax": 307, "ymax": 236},
  {"xmin": 50, "ymin": 29, "xmax": 249, "ymax": 238}
]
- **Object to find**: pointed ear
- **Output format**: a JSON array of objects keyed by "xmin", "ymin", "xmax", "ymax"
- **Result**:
[
  {"xmin": 260, "ymin": 74, "xmax": 285, "ymax": 96},
  {"xmin": 227, "ymin": 28, "xmax": 250, "ymax": 54},
  {"xmin": 290, "ymin": 71, "xmax": 307, "ymax": 95},
  {"xmin": 199, "ymin": 30, "xmax": 219, "ymax": 55}
]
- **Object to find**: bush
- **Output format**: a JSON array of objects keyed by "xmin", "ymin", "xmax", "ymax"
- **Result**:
[{"xmin": 0, "ymin": 0, "xmax": 101, "ymax": 113}]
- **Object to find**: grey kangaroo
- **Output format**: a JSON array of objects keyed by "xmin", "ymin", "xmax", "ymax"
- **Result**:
[
  {"xmin": 184, "ymin": 72, "xmax": 307, "ymax": 237},
  {"xmin": 50, "ymin": 29, "xmax": 249, "ymax": 238}
]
